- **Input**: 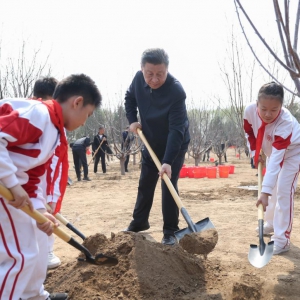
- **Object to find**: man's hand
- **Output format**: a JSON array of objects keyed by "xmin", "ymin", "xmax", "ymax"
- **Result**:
[
  {"xmin": 9, "ymin": 184, "xmax": 34, "ymax": 211},
  {"xmin": 159, "ymin": 163, "xmax": 172, "ymax": 179},
  {"xmin": 256, "ymin": 192, "xmax": 270, "ymax": 211},
  {"xmin": 36, "ymin": 209, "xmax": 60, "ymax": 236},
  {"xmin": 129, "ymin": 122, "xmax": 142, "ymax": 135}
]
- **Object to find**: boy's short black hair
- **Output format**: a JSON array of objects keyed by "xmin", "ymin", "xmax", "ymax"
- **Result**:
[
  {"xmin": 53, "ymin": 74, "xmax": 102, "ymax": 107},
  {"xmin": 141, "ymin": 48, "xmax": 169, "ymax": 67},
  {"xmin": 258, "ymin": 82, "xmax": 284, "ymax": 104},
  {"xmin": 33, "ymin": 77, "xmax": 58, "ymax": 99}
]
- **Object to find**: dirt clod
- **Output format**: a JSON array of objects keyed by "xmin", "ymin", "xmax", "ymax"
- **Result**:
[{"xmin": 179, "ymin": 228, "xmax": 218, "ymax": 255}]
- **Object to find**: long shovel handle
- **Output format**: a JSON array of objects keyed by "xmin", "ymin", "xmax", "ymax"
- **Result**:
[
  {"xmin": 0, "ymin": 184, "xmax": 94, "ymax": 258},
  {"xmin": 258, "ymin": 155, "xmax": 264, "ymax": 220},
  {"xmin": 137, "ymin": 128, "xmax": 183, "ymax": 210},
  {"xmin": 45, "ymin": 203, "xmax": 86, "ymax": 240},
  {"xmin": 88, "ymin": 139, "xmax": 104, "ymax": 166}
]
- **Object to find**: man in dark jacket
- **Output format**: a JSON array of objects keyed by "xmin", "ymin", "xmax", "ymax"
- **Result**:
[
  {"xmin": 92, "ymin": 125, "xmax": 109, "ymax": 174},
  {"xmin": 124, "ymin": 48, "xmax": 190, "ymax": 245},
  {"xmin": 122, "ymin": 125, "xmax": 132, "ymax": 172},
  {"xmin": 72, "ymin": 136, "xmax": 91, "ymax": 181}
]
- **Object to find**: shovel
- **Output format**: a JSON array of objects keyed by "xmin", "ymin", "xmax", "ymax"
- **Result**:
[
  {"xmin": 248, "ymin": 160, "xmax": 274, "ymax": 268},
  {"xmin": 137, "ymin": 128, "xmax": 215, "ymax": 241},
  {"xmin": 45, "ymin": 203, "xmax": 86, "ymax": 240},
  {"xmin": 0, "ymin": 184, "xmax": 118, "ymax": 267}
]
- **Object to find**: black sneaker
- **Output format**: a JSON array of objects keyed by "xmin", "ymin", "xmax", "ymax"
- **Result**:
[
  {"xmin": 47, "ymin": 293, "xmax": 68, "ymax": 300},
  {"xmin": 161, "ymin": 234, "xmax": 177, "ymax": 245},
  {"xmin": 82, "ymin": 177, "xmax": 91, "ymax": 181},
  {"xmin": 77, "ymin": 178, "xmax": 81, "ymax": 181},
  {"xmin": 124, "ymin": 223, "xmax": 150, "ymax": 232}
]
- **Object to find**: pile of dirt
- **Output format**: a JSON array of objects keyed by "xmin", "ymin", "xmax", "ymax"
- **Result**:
[{"xmin": 45, "ymin": 232, "xmax": 209, "ymax": 299}]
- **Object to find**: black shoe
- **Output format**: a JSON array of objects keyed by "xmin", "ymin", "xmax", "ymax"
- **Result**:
[
  {"xmin": 124, "ymin": 223, "xmax": 150, "ymax": 233},
  {"xmin": 125, "ymin": 169, "xmax": 129, "ymax": 172},
  {"xmin": 82, "ymin": 177, "xmax": 91, "ymax": 181},
  {"xmin": 77, "ymin": 178, "xmax": 81, "ymax": 181},
  {"xmin": 47, "ymin": 293, "xmax": 68, "ymax": 300},
  {"xmin": 161, "ymin": 234, "xmax": 177, "ymax": 245}
]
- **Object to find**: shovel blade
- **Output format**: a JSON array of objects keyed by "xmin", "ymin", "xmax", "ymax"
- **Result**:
[
  {"xmin": 248, "ymin": 241, "xmax": 274, "ymax": 268},
  {"xmin": 95, "ymin": 253, "xmax": 118, "ymax": 266},
  {"xmin": 174, "ymin": 217, "xmax": 215, "ymax": 241}
]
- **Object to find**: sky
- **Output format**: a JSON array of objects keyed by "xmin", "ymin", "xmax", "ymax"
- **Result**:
[{"xmin": 0, "ymin": 0, "xmax": 298, "ymax": 108}]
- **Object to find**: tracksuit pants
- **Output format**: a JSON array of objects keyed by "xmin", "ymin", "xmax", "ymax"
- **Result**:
[
  {"xmin": 264, "ymin": 156, "xmax": 300, "ymax": 248},
  {"xmin": 0, "ymin": 199, "xmax": 49, "ymax": 300}
]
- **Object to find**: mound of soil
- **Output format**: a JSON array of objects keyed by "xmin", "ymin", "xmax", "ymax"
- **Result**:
[{"xmin": 45, "ymin": 232, "xmax": 208, "ymax": 299}]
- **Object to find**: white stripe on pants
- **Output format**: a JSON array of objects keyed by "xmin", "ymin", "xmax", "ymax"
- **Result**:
[
  {"xmin": 264, "ymin": 157, "xmax": 299, "ymax": 248},
  {"xmin": 0, "ymin": 199, "xmax": 49, "ymax": 300}
]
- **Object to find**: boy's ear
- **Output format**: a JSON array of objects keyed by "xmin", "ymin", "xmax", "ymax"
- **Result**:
[{"xmin": 74, "ymin": 96, "xmax": 84, "ymax": 108}]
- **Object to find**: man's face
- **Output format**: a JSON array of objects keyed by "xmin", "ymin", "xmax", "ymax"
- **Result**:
[
  {"xmin": 141, "ymin": 63, "xmax": 168, "ymax": 89},
  {"xmin": 99, "ymin": 128, "xmax": 105, "ymax": 135}
]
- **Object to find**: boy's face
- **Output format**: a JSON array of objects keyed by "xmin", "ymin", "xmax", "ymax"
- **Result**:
[
  {"xmin": 257, "ymin": 96, "xmax": 282, "ymax": 123},
  {"xmin": 62, "ymin": 96, "xmax": 95, "ymax": 131}
]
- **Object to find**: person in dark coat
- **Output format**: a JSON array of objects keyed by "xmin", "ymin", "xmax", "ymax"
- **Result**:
[
  {"xmin": 72, "ymin": 136, "xmax": 91, "ymax": 181},
  {"xmin": 122, "ymin": 125, "xmax": 132, "ymax": 172},
  {"xmin": 92, "ymin": 125, "xmax": 109, "ymax": 174},
  {"xmin": 124, "ymin": 48, "xmax": 190, "ymax": 246}
]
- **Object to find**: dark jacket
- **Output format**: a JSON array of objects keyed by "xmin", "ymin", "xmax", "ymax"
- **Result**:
[
  {"xmin": 125, "ymin": 71, "xmax": 190, "ymax": 164},
  {"xmin": 72, "ymin": 137, "xmax": 91, "ymax": 149},
  {"xmin": 92, "ymin": 134, "xmax": 109, "ymax": 153}
]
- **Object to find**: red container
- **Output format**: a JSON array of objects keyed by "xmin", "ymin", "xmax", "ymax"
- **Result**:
[
  {"xmin": 229, "ymin": 165, "xmax": 235, "ymax": 174},
  {"xmin": 236, "ymin": 154, "xmax": 240, "ymax": 158},
  {"xmin": 179, "ymin": 167, "xmax": 188, "ymax": 178},
  {"xmin": 209, "ymin": 157, "xmax": 215, "ymax": 162},
  {"xmin": 219, "ymin": 165, "xmax": 230, "ymax": 178},
  {"xmin": 188, "ymin": 167, "xmax": 195, "ymax": 178},
  {"xmin": 194, "ymin": 167, "xmax": 206, "ymax": 178},
  {"xmin": 207, "ymin": 167, "xmax": 217, "ymax": 179},
  {"xmin": 86, "ymin": 149, "xmax": 91, "ymax": 155}
]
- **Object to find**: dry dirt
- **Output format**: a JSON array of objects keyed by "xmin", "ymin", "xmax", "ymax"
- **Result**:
[{"xmin": 45, "ymin": 148, "xmax": 300, "ymax": 300}]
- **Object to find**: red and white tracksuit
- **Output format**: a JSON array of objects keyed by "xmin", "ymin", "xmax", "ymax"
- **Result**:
[
  {"xmin": 244, "ymin": 102, "xmax": 300, "ymax": 248},
  {"xmin": 0, "ymin": 98, "xmax": 60, "ymax": 300}
]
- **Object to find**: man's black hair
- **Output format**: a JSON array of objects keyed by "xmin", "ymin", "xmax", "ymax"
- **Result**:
[
  {"xmin": 33, "ymin": 77, "xmax": 58, "ymax": 99},
  {"xmin": 141, "ymin": 48, "xmax": 169, "ymax": 67},
  {"xmin": 53, "ymin": 74, "xmax": 102, "ymax": 107}
]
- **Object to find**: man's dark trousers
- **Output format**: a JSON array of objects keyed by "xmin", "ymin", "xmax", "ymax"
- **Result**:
[
  {"xmin": 72, "ymin": 147, "xmax": 88, "ymax": 179},
  {"xmin": 94, "ymin": 150, "xmax": 106, "ymax": 173},
  {"xmin": 129, "ymin": 148, "xmax": 186, "ymax": 235}
]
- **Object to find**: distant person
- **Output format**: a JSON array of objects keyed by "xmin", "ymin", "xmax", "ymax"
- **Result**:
[
  {"xmin": 122, "ymin": 125, "xmax": 133, "ymax": 172},
  {"xmin": 72, "ymin": 136, "xmax": 92, "ymax": 181},
  {"xmin": 0, "ymin": 73, "xmax": 101, "ymax": 300},
  {"xmin": 93, "ymin": 125, "xmax": 109, "ymax": 174},
  {"xmin": 33, "ymin": 76, "xmax": 62, "ymax": 270},
  {"xmin": 124, "ymin": 48, "xmax": 190, "ymax": 245},
  {"xmin": 221, "ymin": 140, "xmax": 227, "ymax": 163},
  {"xmin": 244, "ymin": 81, "xmax": 300, "ymax": 255},
  {"xmin": 202, "ymin": 140, "xmax": 212, "ymax": 162}
]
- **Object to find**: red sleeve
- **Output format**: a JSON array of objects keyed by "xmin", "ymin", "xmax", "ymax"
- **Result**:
[{"xmin": 243, "ymin": 119, "xmax": 256, "ymax": 151}]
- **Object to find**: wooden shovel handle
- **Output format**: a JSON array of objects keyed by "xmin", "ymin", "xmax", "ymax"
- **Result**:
[
  {"xmin": 88, "ymin": 139, "xmax": 104, "ymax": 166},
  {"xmin": 137, "ymin": 128, "xmax": 183, "ymax": 210},
  {"xmin": 0, "ymin": 184, "xmax": 71, "ymax": 242},
  {"xmin": 258, "ymin": 155, "xmax": 264, "ymax": 220}
]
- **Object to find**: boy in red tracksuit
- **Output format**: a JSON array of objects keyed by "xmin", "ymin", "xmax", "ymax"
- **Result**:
[
  {"xmin": 33, "ymin": 76, "xmax": 62, "ymax": 269},
  {"xmin": 0, "ymin": 74, "xmax": 102, "ymax": 300},
  {"xmin": 244, "ymin": 82, "xmax": 300, "ymax": 255}
]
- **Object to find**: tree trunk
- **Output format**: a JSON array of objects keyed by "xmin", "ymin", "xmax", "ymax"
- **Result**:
[{"xmin": 120, "ymin": 157, "xmax": 126, "ymax": 175}]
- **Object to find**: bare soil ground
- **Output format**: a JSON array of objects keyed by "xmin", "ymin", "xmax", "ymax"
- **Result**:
[{"xmin": 45, "ymin": 148, "xmax": 300, "ymax": 300}]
